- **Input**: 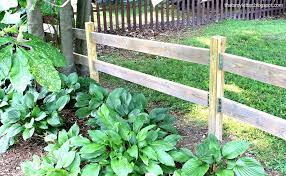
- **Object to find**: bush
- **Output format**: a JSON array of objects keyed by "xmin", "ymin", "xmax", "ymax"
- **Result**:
[{"xmin": 21, "ymin": 80, "xmax": 265, "ymax": 176}]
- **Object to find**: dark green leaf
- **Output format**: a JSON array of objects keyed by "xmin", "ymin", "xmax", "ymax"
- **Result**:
[
  {"xmin": 181, "ymin": 158, "xmax": 209, "ymax": 176},
  {"xmin": 82, "ymin": 163, "xmax": 101, "ymax": 176},
  {"xmin": 222, "ymin": 141, "xmax": 250, "ymax": 159},
  {"xmin": 233, "ymin": 157, "xmax": 266, "ymax": 176}
]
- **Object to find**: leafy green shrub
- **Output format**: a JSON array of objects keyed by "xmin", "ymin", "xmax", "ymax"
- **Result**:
[
  {"xmin": 22, "ymin": 123, "xmax": 82, "ymax": 176},
  {"xmin": 0, "ymin": 72, "xmax": 83, "ymax": 153},
  {"xmin": 75, "ymin": 84, "xmax": 108, "ymax": 118},
  {"xmin": 0, "ymin": 34, "xmax": 66, "ymax": 92},
  {"xmin": 178, "ymin": 134, "xmax": 266, "ymax": 176},
  {"xmin": 0, "ymin": 88, "xmax": 68, "ymax": 153}
]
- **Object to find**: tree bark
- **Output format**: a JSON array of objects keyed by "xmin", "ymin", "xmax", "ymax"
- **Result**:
[
  {"xmin": 27, "ymin": 0, "xmax": 44, "ymax": 39},
  {"xmin": 60, "ymin": 0, "xmax": 76, "ymax": 74},
  {"xmin": 75, "ymin": 0, "xmax": 93, "ymax": 76}
]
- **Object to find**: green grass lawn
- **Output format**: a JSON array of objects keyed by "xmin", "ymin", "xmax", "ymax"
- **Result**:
[{"xmin": 98, "ymin": 19, "xmax": 286, "ymax": 174}]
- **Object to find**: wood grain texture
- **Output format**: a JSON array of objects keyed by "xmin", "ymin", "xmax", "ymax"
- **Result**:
[
  {"xmin": 74, "ymin": 52, "xmax": 208, "ymax": 106},
  {"xmin": 222, "ymin": 98, "xmax": 286, "ymax": 140},
  {"xmin": 208, "ymin": 36, "xmax": 226, "ymax": 140},
  {"xmin": 91, "ymin": 32, "xmax": 210, "ymax": 65},
  {"xmin": 85, "ymin": 22, "xmax": 99, "ymax": 82},
  {"xmin": 95, "ymin": 60, "xmax": 209, "ymax": 106},
  {"xmin": 222, "ymin": 53, "xmax": 286, "ymax": 89}
]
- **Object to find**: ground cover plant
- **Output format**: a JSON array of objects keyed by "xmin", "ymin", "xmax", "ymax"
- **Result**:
[
  {"xmin": 97, "ymin": 19, "xmax": 286, "ymax": 174},
  {"xmin": 20, "ymin": 77, "xmax": 265, "ymax": 176}
]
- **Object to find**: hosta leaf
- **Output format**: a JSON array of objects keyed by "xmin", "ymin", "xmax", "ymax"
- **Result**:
[
  {"xmin": 141, "ymin": 146, "xmax": 157, "ymax": 161},
  {"xmin": 56, "ymin": 151, "xmax": 76, "ymax": 168},
  {"xmin": 0, "ymin": 45, "xmax": 13, "ymax": 81},
  {"xmin": 70, "ymin": 136, "xmax": 90, "ymax": 147},
  {"xmin": 82, "ymin": 163, "xmax": 100, "ymax": 176},
  {"xmin": 47, "ymin": 112, "xmax": 61, "ymax": 127},
  {"xmin": 55, "ymin": 95, "xmax": 70, "ymax": 111},
  {"xmin": 136, "ymin": 125, "xmax": 156, "ymax": 142},
  {"xmin": 163, "ymin": 134, "xmax": 181, "ymax": 147},
  {"xmin": 0, "ymin": 136, "xmax": 10, "ymax": 153},
  {"xmin": 195, "ymin": 134, "xmax": 221, "ymax": 164},
  {"xmin": 233, "ymin": 157, "xmax": 266, "ymax": 176},
  {"xmin": 127, "ymin": 145, "xmax": 138, "ymax": 159},
  {"xmin": 23, "ymin": 92, "xmax": 35, "ymax": 109},
  {"xmin": 222, "ymin": 141, "xmax": 250, "ymax": 159},
  {"xmin": 24, "ymin": 118, "xmax": 34, "ymax": 129},
  {"xmin": 169, "ymin": 149, "xmax": 193, "ymax": 163},
  {"xmin": 68, "ymin": 153, "xmax": 81, "ymax": 176},
  {"xmin": 19, "ymin": 48, "xmax": 61, "ymax": 92},
  {"xmin": 88, "ymin": 130, "xmax": 107, "ymax": 143},
  {"xmin": 68, "ymin": 123, "xmax": 80, "ymax": 137},
  {"xmin": 146, "ymin": 161, "xmax": 163, "ymax": 175},
  {"xmin": 44, "ymin": 133, "xmax": 57, "ymax": 142},
  {"xmin": 181, "ymin": 158, "xmax": 209, "ymax": 176},
  {"xmin": 216, "ymin": 169, "xmax": 234, "ymax": 176},
  {"xmin": 106, "ymin": 88, "xmax": 132, "ymax": 116},
  {"xmin": 156, "ymin": 150, "xmax": 175, "ymax": 167},
  {"xmin": 111, "ymin": 157, "xmax": 133, "ymax": 176},
  {"xmin": 58, "ymin": 130, "xmax": 69, "ymax": 145},
  {"xmin": 9, "ymin": 48, "xmax": 33, "ymax": 92},
  {"xmin": 76, "ymin": 107, "xmax": 91, "ymax": 118},
  {"xmin": 22, "ymin": 127, "xmax": 35, "ymax": 140}
]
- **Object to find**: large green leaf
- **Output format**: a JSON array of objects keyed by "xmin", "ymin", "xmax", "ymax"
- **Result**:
[
  {"xmin": 23, "ymin": 33, "xmax": 66, "ymax": 67},
  {"xmin": 181, "ymin": 158, "xmax": 209, "ymax": 176},
  {"xmin": 0, "ymin": 45, "xmax": 13, "ymax": 81},
  {"xmin": 20, "ymin": 48, "xmax": 61, "ymax": 92},
  {"xmin": 82, "ymin": 163, "xmax": 100, "ymax": 176},
  {"xmin": 195, "ymin": 134, "xmax": 221, "ymax": 164},
  {"xmin": 9, "ymin": 48, "xmax": 33, "ymax": 92},
  {"xmin": 22, "ymin": 127, "xmax": 35, "ymax": 140},
  {"xmin": 156, "ymin": 150, "xmax": 175, "ymax": 167},
  {"xmin": 146, "ymin": 161, "xmax": 163, "ymax": 175},
  {"xmin": 222, "ymin": 141, "xmax": 250, "ymax": 159},
  {"xmin": 111, "ymin": 157, "xmax": 133, "ymax": 176},
  {"xmin": 233, "ymin": 157, "xmax": 266, "ymax": 176},
  {"xmin": 215, "ymin": 169, "xmax": 234, "ymax": 176}
]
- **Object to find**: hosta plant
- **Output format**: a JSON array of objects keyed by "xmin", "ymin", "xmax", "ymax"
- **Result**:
[
  {"xmin": 75, "ymin": 83, "xmax": 108, "ymax": 118},
  {"xmin": 0, "ymin": 87, "xmax": 69, "ymax": 153},
  {"xmin": 22, "ymin": 123, "xmax": 82, "ymax": 176},
  {"xmin": 178, "ymin": 134, "xmax": 266, "ymax": 176}
]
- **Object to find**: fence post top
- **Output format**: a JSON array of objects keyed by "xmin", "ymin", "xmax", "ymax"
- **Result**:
[{"xmin": 211, "ymin": 36, "xmax": 226, "ymax": 40}]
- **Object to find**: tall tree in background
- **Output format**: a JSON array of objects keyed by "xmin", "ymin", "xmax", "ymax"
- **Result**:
[
  {"xmin": 27, "ymin": 0, "xmax": 44, "ymax": 39},
  {"xmin": 75, "ymin": 0, "xmax": 92, "ymax": 75},
  {"xmin": 60, "ymin": 0, "xmax": 76, "ymax": 73}
]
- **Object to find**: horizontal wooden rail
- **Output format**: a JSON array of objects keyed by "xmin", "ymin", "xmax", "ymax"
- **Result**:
[
  {"xmin": 73, "ymin": 28, "xmax": 210, "ymax": 65},
  {"xmin": 74, "ymin": 29, "xmax": 286, "ymax": 90},
  {"xmin": 222, "ymin": 53, "xmax": 286, "ymax": 89},
  {"xmin": 221, "ymin": 98, "xmax": 286, "ymax": 140},
  {"xmin": 74, "ymin": 52, "xmax": 286, "ymax": 140},
  {"xmin": 74, "ymin": 53, "xmax": 209, "ymax": 106}
]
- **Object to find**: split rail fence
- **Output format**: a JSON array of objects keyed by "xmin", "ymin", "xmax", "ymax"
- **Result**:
[
  {"xmin": 92, "ymin": 0, "xmax": 286, "ymax": 32},
  {"xmin": 73, "ymin": 22, "xmax": 286, "ymax": 140}
]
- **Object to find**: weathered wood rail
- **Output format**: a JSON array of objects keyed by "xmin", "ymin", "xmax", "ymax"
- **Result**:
[{"xmin": 73, "ymin": 24, "xmax": 286, "ymax": 140}]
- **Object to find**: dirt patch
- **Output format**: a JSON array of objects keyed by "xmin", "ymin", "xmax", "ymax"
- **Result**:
[{"xmin": 0, "ymin": 137, "xmax": 45, "ymax": 176}]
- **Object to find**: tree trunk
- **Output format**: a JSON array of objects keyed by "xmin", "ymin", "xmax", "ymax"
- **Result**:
[
  {"xmin": 60, "ymin": 0, "xmax": 76, "ymax": 74},
  {"xmin": 75, "ymin": 0, "xmax": 93, "ymax": 76},
  {"xmin": 27, "ymin": 0, "xmax": 44, "ymax": 39}
]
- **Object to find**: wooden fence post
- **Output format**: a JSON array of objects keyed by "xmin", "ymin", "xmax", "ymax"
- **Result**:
[
  {"xmin": 208, "ymin": 36, "xmax": 226, "ymax": 140},
  {"xmin": 85, "ymin": 22, "xmax": 99, "ymax": 82}
]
